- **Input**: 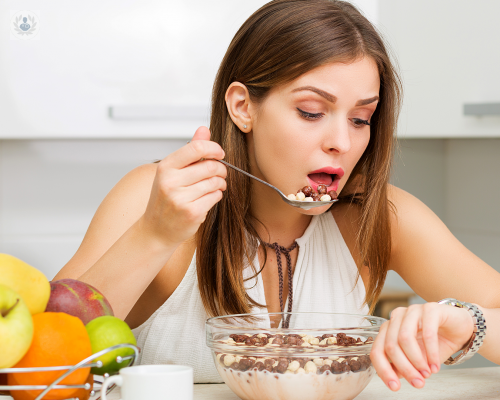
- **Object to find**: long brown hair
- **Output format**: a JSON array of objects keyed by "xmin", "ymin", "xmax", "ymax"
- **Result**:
[{"xmin": 196, "ymin": 0, "xmax": 402, "ymax": 316}]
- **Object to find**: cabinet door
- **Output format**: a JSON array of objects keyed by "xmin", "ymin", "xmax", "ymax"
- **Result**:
[
  {"xmin": 379, "ymin": 0, "xmax": 500, "ymax": 138},
  {"xmin": 0, "ymin": 0, "xmax": 269, "ymax": 139}
]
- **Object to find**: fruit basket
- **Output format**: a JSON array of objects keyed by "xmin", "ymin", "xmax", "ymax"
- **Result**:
[{"xmin": 0, "ymin": 343, "xmax": 139, "ymax": 400}]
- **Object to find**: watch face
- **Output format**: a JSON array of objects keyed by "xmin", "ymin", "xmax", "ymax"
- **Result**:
[{"xmin": 438, "ymin": 298, "xmax": 460, "ymax": 307}]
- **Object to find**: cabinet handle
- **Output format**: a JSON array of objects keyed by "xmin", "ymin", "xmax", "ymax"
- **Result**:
[{"xmin": 463, "ymin": 103, "xmax": 500, "ymax": 116}]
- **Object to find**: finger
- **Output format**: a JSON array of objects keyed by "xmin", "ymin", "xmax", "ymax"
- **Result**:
[
  {"xmin": 421, "ymin": 303, "xmax": 442, "ymax": 374},
  {"xmin": 191, "ymin": 126, "xmax": 211, "ymax": 142},
  {"xmin": 173, "ymin": 176, "xmax": 227, "ymax": 204},
  {"xmin": 391, "ymin": 363, "xmax": 404, "ymax": 379},
  {"xmin": 384, "ymin": 308, "xmax": 425, "ymax": 389},
  {"xmin": 162, "ymin": 139, "xmax": 225, "ymax": 171},
  {"xmin": 168, "ymin": 189, "xmax": 224, "ymax": 228},
  {"xmin": 397, "ymin": 306, "xmax": 432, "ymax": 377},
  {"xmin": 170, "ymin": 159, "xmax": 227, "ymax": 188},
  {"xmin": 370, "ymin": 321, "xmax": 401, "ymax": 391},
  {"xmin": 188, "ymin": 188, "xmax": 224, "ymax": 218}
]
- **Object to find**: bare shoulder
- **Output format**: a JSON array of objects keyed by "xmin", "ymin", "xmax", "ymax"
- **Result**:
[
  {"xmin": 54, "ymin": 163, "xmax": 158, "ymax": 279},
  {"xmin": 386, "ymin": 184, "xmax": 447, "ymax": 255},
  {"xmin": 387, "ymin": 183, "xmax": 425, "ymax": 213}
]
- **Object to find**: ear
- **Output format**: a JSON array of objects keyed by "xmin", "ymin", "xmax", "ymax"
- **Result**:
[{"xmin": 225, "ymin": 82, "xmax": 254, "ymax": 132}]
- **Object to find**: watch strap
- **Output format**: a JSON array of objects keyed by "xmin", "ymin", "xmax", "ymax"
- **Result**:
[{"xmin": 437, "ymin": 298, "xmax": 487, "ymax": 365}]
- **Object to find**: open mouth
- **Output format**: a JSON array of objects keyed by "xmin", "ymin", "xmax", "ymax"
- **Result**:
[
  {"xmin": 308, "ymin": 172, "xmax": 335, "ymax": 187},
  {"xmin": 307, "ymin": 168, "xmax": 344, "ymax": 192}
]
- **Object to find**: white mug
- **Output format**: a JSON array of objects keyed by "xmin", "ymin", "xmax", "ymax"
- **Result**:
[{"xmin": 101, "ymin": 364, "xmax": 193, "ymax": 400}]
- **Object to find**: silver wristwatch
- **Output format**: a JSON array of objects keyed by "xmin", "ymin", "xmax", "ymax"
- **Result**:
[{"xmin": 437, "ymin": 298, "xmax": 487, "ymax": 365}]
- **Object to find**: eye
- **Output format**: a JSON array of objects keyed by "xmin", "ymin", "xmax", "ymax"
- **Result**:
[
  {"xmin": 351, "ymin": 118, "xmax": 371, "ymax": 128},
  {"xmin": 297, "ymin": 107, "xmax": 323, "ymax": 120}
]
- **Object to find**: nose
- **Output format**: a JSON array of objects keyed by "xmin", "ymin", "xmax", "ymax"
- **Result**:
[{"xmin": 322, "ymin": 118, "xmax": 351, "ymax": 154}]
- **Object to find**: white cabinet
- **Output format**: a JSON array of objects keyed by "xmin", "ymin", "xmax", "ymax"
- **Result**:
[
  {"xmin": 378, "ymin": 0, "xmax": 500, "ymax": 138},
  {"xmin": 0, "ymin": 0, "xmax": 269, "ymax": 139},
  {"xmin": 3, "ymin": 1, "xmax": 498, "ymax": 139}
]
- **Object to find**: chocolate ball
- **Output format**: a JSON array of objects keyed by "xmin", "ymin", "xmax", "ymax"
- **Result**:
[
  {"xmin": 253, "ymin": 361, "xmax": 265, "ymax": 371},
  {"xmin": 276, "ymin": 359, "xmax": 289, "ymax": 373},
  {"xmin": 239, "ymin": 358, "xmax": 255, "ymax": 371},
  {"xmin": 301, "ymin": 186, "xmax": 314, "ymax": 197},
  {"xmin": 350, "ymin": 360, "xmax": 362, "ymax": 372},
  {"xmin": 327, "ymin": 190, "xmax": 338, "ymax": 200},
  {"xmin": 317, "ymin": 184, "xmax": 327, "ymax": 194},
  {"xmin": 319, "ymin": 365, "xmax": 331, "ymax": 374},
  {"xmin": 230, "ymin": 362, "xmax": 239, "ymax": 370},
  {"xmin": 273, "ymin": 337, "xmax": 284, "ymax": 345},
  {"xmin": 264, "ymin": 358, "xmax": 275, "ymax": 368}
]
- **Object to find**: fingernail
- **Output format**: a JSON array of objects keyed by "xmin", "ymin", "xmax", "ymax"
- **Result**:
[
  {"xmin": 430, "ymin": 364, "xmax": 439, "ymax": 373},
  {"xmin": 411, "ymin": 378, "xmax": 424, "ymax": 388},
  {"xmin": 388, "ymin": 380, "xmax": 398, "ymax": 391},
  {"xmin": 420, "ymin": 370, "xmax": 430, "ymax": 378}
]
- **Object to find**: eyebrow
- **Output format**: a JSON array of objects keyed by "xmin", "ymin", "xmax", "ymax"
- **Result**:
[{"xmin": 291, "ymin": 85, "xmax": 379, "ymax": 106}]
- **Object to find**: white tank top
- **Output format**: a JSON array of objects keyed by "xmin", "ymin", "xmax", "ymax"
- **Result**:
[{"xmin": 132, "ymin": 212, "xmax": 369, "ymax": 383}]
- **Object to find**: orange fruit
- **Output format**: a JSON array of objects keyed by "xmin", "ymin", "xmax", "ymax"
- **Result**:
[
  {"xmin": 72, "ymin": 373, "xmax": 94, "ymax": 400},
  {"xmin": 7, "ymin": 312, "xmax": 92, "ymax": 400},
  {"xmin": 7, "ymin": 374, "xmax": 93, "ymax": 400}
]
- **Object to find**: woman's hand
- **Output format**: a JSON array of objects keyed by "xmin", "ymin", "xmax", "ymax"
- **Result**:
[
  {"xmin": 140, "ymin": 126, "xmax": 227, "ymax": 247},
  {"xmin": 370, "ymin": 302, "xmax": 475, "ymax": 391}
]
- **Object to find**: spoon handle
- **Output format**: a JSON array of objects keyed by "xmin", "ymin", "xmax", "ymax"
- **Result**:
[{"xmin": 216, "ymin": 159, "xmax": 284, "ymax": 195}]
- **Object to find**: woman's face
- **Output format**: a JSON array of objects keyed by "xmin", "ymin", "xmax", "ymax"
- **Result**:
[{"xmin": 247, "ymin": 57, "xmax": 380, "ymax": 214}]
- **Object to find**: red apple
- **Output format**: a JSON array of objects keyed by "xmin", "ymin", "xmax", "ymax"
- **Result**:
[{"xmin": 46, "ymin": 279, "xmax": 114, "ymax": 324}]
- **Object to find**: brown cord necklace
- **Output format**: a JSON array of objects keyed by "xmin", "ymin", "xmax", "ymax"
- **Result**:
[{"xmin": 261, "ymin": 240, "xmax": 298, "ymax": 328}]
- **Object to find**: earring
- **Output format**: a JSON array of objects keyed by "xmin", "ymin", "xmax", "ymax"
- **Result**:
[{"xmin": 243, "ymin": 124, "xmax": 247, "ymax": 129}]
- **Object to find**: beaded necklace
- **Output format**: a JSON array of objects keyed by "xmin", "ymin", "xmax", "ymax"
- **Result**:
[{"xmin": 261, "ymin": 240, "xmax": 298, "ymax": 328}]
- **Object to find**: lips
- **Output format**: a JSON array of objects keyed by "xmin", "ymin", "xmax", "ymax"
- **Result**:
[{"xmin": 307, "ymin": 167, "xmax": 344, "ymax": 193}]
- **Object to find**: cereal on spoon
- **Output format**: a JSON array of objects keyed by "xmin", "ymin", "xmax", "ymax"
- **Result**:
[{"xmin": 287, "ymin": 185, "xmax": 338, "ymax": 202}]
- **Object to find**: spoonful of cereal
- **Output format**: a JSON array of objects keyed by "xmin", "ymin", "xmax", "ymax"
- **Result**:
[{"xmin": 217, "ymin": 159, "xmax": 338, "ymax": 210}]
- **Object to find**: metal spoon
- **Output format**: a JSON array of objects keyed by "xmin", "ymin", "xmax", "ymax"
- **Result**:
[{"xmin": 216, "ymin": 159, "xmax": 338, "ymax": 210}]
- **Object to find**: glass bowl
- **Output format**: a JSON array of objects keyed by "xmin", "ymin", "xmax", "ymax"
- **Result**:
[{"xmin": 206, "ymin": 312, "xmax": 386, "ymax": 400}]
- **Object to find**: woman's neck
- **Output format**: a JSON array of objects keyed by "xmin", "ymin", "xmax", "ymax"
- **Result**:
[{"xmin": 250, "ymin": 182, "xmax": 312, "ymax": 247}]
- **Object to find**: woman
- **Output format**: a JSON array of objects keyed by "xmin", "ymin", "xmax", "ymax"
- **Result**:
[{"xmin": 54, "ymin": 0, "xmax": 500, "ymax": 391}]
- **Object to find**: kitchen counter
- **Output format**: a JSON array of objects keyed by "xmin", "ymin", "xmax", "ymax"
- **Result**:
[{"xmin": 93, "ymin": 366, "xmax": 500, "ymax": 399}]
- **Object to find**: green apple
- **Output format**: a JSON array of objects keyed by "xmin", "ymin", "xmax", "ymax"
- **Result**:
[
  {"xmin": 0, "ymin": 284, "xmax": 34, "ymax": 368},
  {"xmin": 85, "ymin": 316, "xmax": 137, "ymax": 376}
]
